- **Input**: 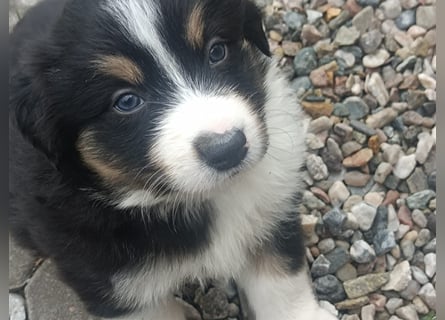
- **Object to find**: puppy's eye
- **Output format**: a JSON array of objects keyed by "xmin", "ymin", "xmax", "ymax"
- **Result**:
[
  {"xmin": 209, "ymin": 43, "xmax": 227, "ymax": 64},
  {"xmin": 114, "ymin": 93, "xmax": 144, "ymax": 113}
]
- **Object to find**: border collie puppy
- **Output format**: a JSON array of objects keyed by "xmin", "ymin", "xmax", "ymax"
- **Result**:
[{"xmin": 10, "ymin": 0, "xmax": 336, "ymax": 319}]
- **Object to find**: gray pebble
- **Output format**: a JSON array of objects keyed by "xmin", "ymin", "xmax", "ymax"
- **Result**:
[
  {"xmin": 373, "ymin": 229, "xmax": 397, "ymax": 256},
  {"xmin": 406, "ymin": 190, "xmax": 436, "ymax": 209},
  {"xmin": 283, "ymin": 11, "xmax": 306, "ymax": 32},
  {"xmin": 311, "ymin": 254, "xmax": 332, "ymax": 277},
  {"xmin": 314, "ymin": 275, "xmax": 346, "ymax": 303},
  {"xmin": 411, "ymin": 266, "xmax": 429, "ymax": 285},
  {"xmin": 416, "ymin": 5, "xmax": 436, "ymax": 29},
  {"xmin": 360, "ymin": 29, "xmax": 384, "ymax": 54},
  {"xmin": 395, "ymin": 9, "xmax": 416, "ymax": 30},
  {"xmin": 325, "ymin": 247, "xmax": 351, "ymax": 274},
  {"xmin": 380, "ymin": 0, "xmax": 402, "ymax": 19},
  {"xmin": 293, "ymin": 47, "xmax": 318, "ymax": 76},
  {"xmin": 350, "ymin": 240, "xmax": 376, "ymax": 263}
]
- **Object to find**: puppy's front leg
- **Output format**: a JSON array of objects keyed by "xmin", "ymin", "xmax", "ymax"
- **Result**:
[{"xmin": 237, "ymin": 219, "xmax": 337, "ymax": 320}]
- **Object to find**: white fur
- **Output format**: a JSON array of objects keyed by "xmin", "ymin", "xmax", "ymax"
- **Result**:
[
  {"xmin": 238, "ymin": 268, "xmax": 337, "ymax": 320},
  {"xmin": 110, "ymin": 62, "xmax": 311, "ymax": 313},
  {"xmin": 103, "ymin": 0, "xmax": 188, "ymax": 89}
]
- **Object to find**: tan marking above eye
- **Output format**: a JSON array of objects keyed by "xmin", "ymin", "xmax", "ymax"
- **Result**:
[
  {"xmin": 186, "ymin": 2, "xmax": 205, "ymax": 49},
  {"xmin": 93, "ymin": 55, "xmax": 143, "ymax": 85}
]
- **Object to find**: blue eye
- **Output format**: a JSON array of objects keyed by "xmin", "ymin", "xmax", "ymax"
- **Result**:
[
  {"xmin": 209, "ymin": 43, "xmax": 227, "ymax": 64},
  {"xmin": 114, "ymin": 93, "xmax": 144, "ymax": 113}
]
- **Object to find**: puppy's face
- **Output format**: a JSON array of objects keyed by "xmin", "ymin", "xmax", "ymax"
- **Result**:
[{"xmin": 19, "ymin": 0, "xmax": 272, "ymax": 206}]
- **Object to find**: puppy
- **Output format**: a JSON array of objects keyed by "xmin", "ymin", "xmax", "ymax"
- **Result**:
[{"xmin": 9, "ymin": 0, "xmax": 336, "ymax": 319}]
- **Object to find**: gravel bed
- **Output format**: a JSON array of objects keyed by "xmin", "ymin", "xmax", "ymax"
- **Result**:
[{"xmin": 9, "ymin": 0, "xmax": 436, "ymax": 319}]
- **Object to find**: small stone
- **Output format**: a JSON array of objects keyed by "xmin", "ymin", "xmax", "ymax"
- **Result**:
[
  {"xmin": 407, "ymin": 168, "xmax": 428, "ymax": 193},
  {"xmin": 344, "ymin": 171, "xmax": 371, "ymax": 187},
  {"xmin": 364, "ymin": 192, "xmax": 384, "ymax": 207},
  {"xmin": 323, "ymin": 207, "xmax": 347, "ymax": 236},
  {"xmin": 306, "ymin": 154, "xmax": 329, "ymax": 181},
  {"xmin": 412, "ymin": 209, "xmax": 427, "ymax": 229},
  {"xmin": 343, "ymin": 148, "xmax": 374, "ymax": 168},
  {"xmin": 366, "ymin": 108, "xmax": 398, "ymax": 129},
  {"xmin": 418, "ymin": 283, "xmax": 436, "ymax": 310},
  {"xmin": 360, "ymin": 29, "xmax": 384, "ymax": 54},
  {"xmin": 369, "ymin": 293, "xmax": 387, "ymax": 312},
  {"xmin": 395, "ymin": 305, "xmax": 419, "ymax": 320},
  {"xmin": 374, "ymin": 162, "xmax": 392, "ymax": 184},
  {"xmin": 329, "ymin": 10, "xmax": 352, "ymax": 30},
  {"xmin": 269, "ymin": 30, "xmax": 283, "ymax": 42},
  {"xmin": 351, "ymin": 120, "xmax": 377, "ymax": 136},
  {"xmin": 351, "ymin": 202, "xmax": 377, "ymax": 231},
  {"xmin": 357, "ymin": 0, "xmax": 380, "ymax": 7},
  {"xmin": 294, "ymin": 47, "xmax": 318, "ymax": 76},
  {"xmin": 382, "ymin": 261, "xmax": 412, "ymax": 291},
  {"xmin": 303, "ymin": 191, "xmax": 326, "ymax": 210},
  {"xmin": 311, "ymin": 254, "xmax": 332, "ymax": 277},
  {"xmin": 9, "ymin": 294, "xmax": 26, "ymax": 320},
  {"xmin": 361, "ymin": 304, "xmax": 376, "ymax": 320},
  {"xmin": 412, "ymin": 296, "xmax": 429, "ymax": 314},
  {"xmin": 319, "ymin": 238, "xmax": 336, "ymax": 254},
  {"xmin": 398, "ymin": 205, "xmax": 413, "ymax": 227},
  {"xmin": 416, "ymin": 132, "xmax": 435, "ymax": 164},
  {"xmin": 334, "ymin": 123, "xmax": 353, "ymax": 140},
  {"xmin": 302, "ymin": 100, "xmax": 334, "ymax": 118},
  {"xmin": 301, "ymin": 24, "xmax": 322, "ymax": 44},
  {"xmin": 402, "ymin": 111, "xmax": 424, "ymax": 126},
  {"xmin": 199, "ymin": 287, "xmax": 229, "ymax": 320},
  {"xmin": 395, "ymin": 9, "xmax": 416, "ymax": 30},
  {"xmin": 373, "ymin": 229, "xmax": 397, "ymax": 255},
  {"xmin": 314, "ymin": 275, "xmax": 346, "ymax": 303},
  {"xmin": 306, "ymin": 9, "xmax": 323, "ymax": 24},
  {"xmin": 381, "ymin": 143, "xmax": 402, "ymax": 165},
  {"xmin": 415, "ymin": 229, "xmax": 431, "ymax": 248},
  {"xmin": 336, "ymin": 296, "xmax": 370, "ymax": 311},
  {"xmin": 343, "ymin": 273, "xmax": 390, "ymax": 299},
  {"xmin": 335, "ymin": 50, "xmax": 356, "ymax": 68},
  {"xmin": 366, "ymin": 72, "xmax": 389, "ymax": 107},
  {"xmin": 325, "ymin": 247, "xmax": 351, "ymax": 273},
  {"xmin": 416, "ymin": 6, "xmax": 436, "ymax": 29},
  {"xmin": 393, "ymin": 154, "xmax": 416, "ymax": 179},
  {"xmin": 418, "ymin": 73, "xmax": 436, "ymax": 90},
  {"xmin": 380, "ymin": 0, "xmax": 402, "ymax": 19},
  {"xmin": 424, "ymin": 253, "xmax": 436, "ymax": 278},
  {"xmin": 336, "ymin": 263, "xmax": 358, "ymax": 282},
  {"xmin": 319, "ymin": 300, "xmax": 339, "ymax": 317},
  {"xmin": 282, "ymin": 41, "xmax": 301, "ymax": 56},
  {"xmin": 326, "ymin": 7, "xmax": 342, "ymax": 22},
  {"xmin": 328, "ymin": 182, "xmax": 350, "ymax": 207},
  {"xmin": 342, "ymin": 141, "xmax": 362, "ymax": 157},
  {"xmin": 291, "ymin": 76, "xmax": 312, "ymax": 94},
  {"xmin": 284, "ymin": 11, "xmax": 307, "ymax": 31},
  {"xmin": 301, "ymin": 214, "xmax": 319, "ymax": 238},
  {"xmin": 386, "ymin": 298, "xmax": 404, "ymax": 315},
  {"xmin": 363, "ymin": 49, "xmax": 390, "ymax": 68},
  {"xmin": 406, "ymin": 190, "xmax": 436, "ymax": 209},
  {"xmin": 306, "ymin": 133, "xmax": 325, "ymax": 150},
  {"xmin": 401, "ymin": 0, "xmax": 418, "ymax": 9},
  {"xmin": 322, "ymin": 138, "xmax": 344, "ymax": 172},
  {"xmin": 352, "ymin": 6, "xmax": 374, "ymax": 34},
  {"xmin": 350, "ymin": 240, "xmax": 376, "ymax": 263},
  {"xmin": 344, "ymin": 97, "xmax": 369, "ymax": 120},
  {"xmin": 383, "ymin": 190, "xmax": 400, "ymax": 206},
  {"xmin": 411, "ymin": 266, "xmax": 429, "ymax": 285},
  {"xmin": 401, "ymin": 239, "xmax": 415, "ymax": 260},
  {"xmin": 335, "ymin": 26, "xmax": 361, "ymax": 46}
]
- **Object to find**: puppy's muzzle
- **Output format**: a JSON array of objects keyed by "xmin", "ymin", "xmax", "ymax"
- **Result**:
[{"xmin": 193, "ymin": 128, "xmax": 248, "ymax": 171}]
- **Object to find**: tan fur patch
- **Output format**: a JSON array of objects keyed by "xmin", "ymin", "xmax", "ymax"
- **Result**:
[
  {"xmin": 93, "ymin": 55, "xmax": 143, "ymax": 85},
  {"xmin": 186, "ymin": 3, "xmax": 205, "ymax": 49},
  {"xmin": 77, "ymin": 130, "xmax": 126, "ymax": 184}
]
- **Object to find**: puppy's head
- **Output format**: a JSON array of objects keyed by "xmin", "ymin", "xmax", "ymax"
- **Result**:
[{"xmin": 12, "ymin": 0, "xmax": 272, "ymax": 207}]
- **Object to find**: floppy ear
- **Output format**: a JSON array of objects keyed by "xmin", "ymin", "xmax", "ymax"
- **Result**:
[
  {"xmin": 10, "ymin": 71, "xmax": 61, "ymax": 166},
  {"xmin": 243, "ymin": 0, "xmax": 270, "ymax": 56}
]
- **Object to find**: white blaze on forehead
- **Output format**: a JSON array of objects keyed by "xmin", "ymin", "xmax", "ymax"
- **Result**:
[
  {"xmin": 103, "ymin": 0, "xmax": 188, "ymax": 89},
  {"xmin": 151, "ymin": 94, "xmax": 264, "ymax": 194}
]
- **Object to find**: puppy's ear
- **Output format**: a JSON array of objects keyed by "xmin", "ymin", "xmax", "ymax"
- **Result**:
[
  {"xmin": 10, "ymin": 71, "xmax": 61, "ymax": 165},
  {"xmin": 243, "ymin": 0, "xmax": 270, "ymax": 56}
]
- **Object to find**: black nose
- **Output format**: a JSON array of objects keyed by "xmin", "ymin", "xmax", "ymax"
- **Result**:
[{"xmin": 193, "ymin": 128, "xmax": 248, "ymax": 171}]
